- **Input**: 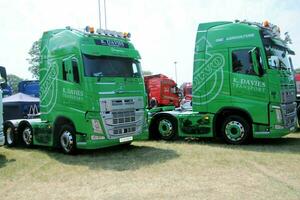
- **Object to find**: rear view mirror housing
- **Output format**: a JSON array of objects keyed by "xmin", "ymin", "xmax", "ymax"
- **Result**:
[
  {"xmin": 249, "ymin": 48, "xmax": 264, "ymax": 77},
  {"xmin": 0, "ymin": 66, "xmax": 7, "ymax": 89}
]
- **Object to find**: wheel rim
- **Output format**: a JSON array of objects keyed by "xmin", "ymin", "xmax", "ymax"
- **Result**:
[
  {"xmin": 6, "ymin": 127, "xmax": 13, "ymax": 145},
  {"xmin": 23, "ymin": 128, "xmax": 33, "ymax": 145},
  {"xmin": 60, "ymin": 131, "xmax": 74, "ymax": 153},
  {"xmin": 158, "ymin": 119, "xmax": 173, "ymax": 137},
  {"xmin": 225, "ymin": 121, "xmax": 245, "ymax": 142}
]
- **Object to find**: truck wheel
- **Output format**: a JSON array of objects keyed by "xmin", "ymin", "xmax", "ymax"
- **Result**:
[
  {"xmin": 59, "ymin": 125, "xmax": 77, "ymax": 154},
  {"xmin": 156, "ymin": 116, "xmax": 178, "ymax": 140},
  {"xmin": 4, "ymin": 124, "xmax": 18, "ymax": 147},
  {"xmin": 22, "ymin": 126, "xmax": 33, "ymax": 147},
  {"xmin": 221, "ymin": 115, "xmax": 251, "ymax": 144}
]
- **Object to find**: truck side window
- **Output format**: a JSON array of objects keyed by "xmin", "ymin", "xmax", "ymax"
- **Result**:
[
  {"xmin": 62, "ymin": 61, "xmax": 67, "ymax": 80},
  {"xmin": 232, "ymin": 49, "xmax": 256, "ymax": 75},
  {"xmin": 72, "ymin": 59, "xmax": 80, "ymax": 83}
]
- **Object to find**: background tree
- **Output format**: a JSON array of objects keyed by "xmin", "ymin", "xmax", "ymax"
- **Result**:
[
  {"xmin": 27, "ymin": 40, "xmax": 41, "ymax": 79},
  {"xmin": 7, "ymin": 74, "xmax": 23, "ymax": 94}
]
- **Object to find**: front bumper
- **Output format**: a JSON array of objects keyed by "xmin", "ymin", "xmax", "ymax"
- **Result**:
[{"xmin": 76, "ymin": 131, "xmax": 148, "ymax": 150}]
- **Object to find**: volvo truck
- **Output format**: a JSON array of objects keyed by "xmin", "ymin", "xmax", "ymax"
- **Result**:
[
  {"xmin": 149, "ymin": 20, "xmax": 297, "ymax": 144},
  {"xmin": 0, "ymin": 66, "xmax": 7, "ymax": 146},
  {"xmin": 4, "ymin": 26, "xmax": 148, "ymax": 153}
]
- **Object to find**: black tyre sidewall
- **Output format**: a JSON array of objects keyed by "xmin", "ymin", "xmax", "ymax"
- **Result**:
[
  {"xmin": 221, "ymin": 115, "xmax": 251, "ymax": 145},
  {"xmin": 4, "ymin": 124, "xmax": 18, "ymax": 147}
]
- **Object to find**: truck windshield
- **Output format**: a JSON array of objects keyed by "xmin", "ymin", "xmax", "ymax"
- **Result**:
[
  {"xmin": 83, "ymin": 54, "xmax": 141, "ymax": 77},
  {"xmin": 267, "ymin": 46, "xmax": 294, "ymax": 71}
]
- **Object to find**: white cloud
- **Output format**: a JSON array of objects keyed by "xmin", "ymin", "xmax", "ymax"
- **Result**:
[{"xmin": 0, "ymin": 0, "xmax": 299, "ymax": 84}]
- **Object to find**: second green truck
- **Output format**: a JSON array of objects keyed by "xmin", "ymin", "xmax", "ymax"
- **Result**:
[{"xmin": 149, "ymin": 20, "xmax": 297, "ymax": 144}]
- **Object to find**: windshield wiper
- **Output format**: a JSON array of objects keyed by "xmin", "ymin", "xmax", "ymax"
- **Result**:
[{"xmin": 93, "ymin": 72, "xmax": 103, "ymax": 82}]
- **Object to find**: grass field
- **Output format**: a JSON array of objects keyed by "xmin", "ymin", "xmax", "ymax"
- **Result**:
[{"xmin": 1, "ymin": 134, "xmax": 300, "ymax": 200}]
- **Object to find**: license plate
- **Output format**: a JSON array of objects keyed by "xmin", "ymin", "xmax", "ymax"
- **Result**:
[{"xmin": 119, "ymin": 136, "xmax": 133, "ymax": 143}]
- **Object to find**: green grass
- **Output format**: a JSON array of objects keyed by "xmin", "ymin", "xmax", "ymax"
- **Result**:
[{"xmin": 1, "ymin": 134, "xmax": 300, "ymax": 200}]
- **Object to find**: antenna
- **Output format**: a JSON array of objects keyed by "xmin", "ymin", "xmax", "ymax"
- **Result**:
[
  {"xmin": 104, "ymin": 0, "xmax": 107, "ymax": 29},
  {"xmin": 98, "ymin": 0, "xmax": 108, "ymax": 30},
  {"xmin": 98, "ymin": 0, "xmax": 102, "ymax": 29}
]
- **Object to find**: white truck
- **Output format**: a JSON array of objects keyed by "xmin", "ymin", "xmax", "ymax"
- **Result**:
[{"xmin": 0, "ymin": 66, "xmax": 7, "ymax": 146}]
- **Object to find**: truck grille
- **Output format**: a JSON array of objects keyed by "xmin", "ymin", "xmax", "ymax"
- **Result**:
[
  {"xmin": 281, "ymin": 89, "xmax": 296, "ymax": 103},
  {"xmin": 100, "ymin": 97, "xmax": 145, "ymax": 139},
  {"xmin": 112, "ymin": 110, "xmax": 135, "ymax": 125},
  {"xmin": 281, "ymin": 103, "xmax": 297, "ymax": 128},
  {"xmin": 113, "ymin": 126, "xmax": 136, "ymax": 135}
]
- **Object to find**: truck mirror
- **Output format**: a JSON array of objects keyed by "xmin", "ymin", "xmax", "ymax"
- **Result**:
[
  {"xmin": 0, "ymin": 66, "xmax": 7, "ymax": 84},
  {"xmin": 0, "ymin": 66, "xmax": 7, "ymax": 89},
  {"xmin": 250, "ymin": 48, "xmax": 263, "ymax": 77},
  {"xmin": 268, "ymin": 56, "xmax": 280, "ymax": 69}
]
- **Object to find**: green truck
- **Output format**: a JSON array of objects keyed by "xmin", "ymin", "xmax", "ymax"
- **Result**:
[
  {"xmin": 0, "ymin": 66, "xmax": 7, "ymax": 146},
  {"xmin": 149, "ymin": 20, "xmax": 296, "ymax": 144},
  {"xmin": 4, "ymin": 27, "xmax": 148, "ymax": 153}
]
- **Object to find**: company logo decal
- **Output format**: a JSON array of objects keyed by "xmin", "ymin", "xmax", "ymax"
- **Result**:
[
  {"xmin": 193, "ymin": 37, "xmax": 225, "ymax": 105},
  {"xmin": 40, "ymin": 61, "xmax": 58, "ymax": 114}
]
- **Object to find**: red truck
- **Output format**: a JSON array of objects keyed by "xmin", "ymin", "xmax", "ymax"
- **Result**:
[
  {"xmin": 295, "ymin": 73, "xmax": 300, "ymax": 98},
  {"xmin": 295, "ymin": 73, "xmax": 300, "ymax": 125},
  {"xmin": 181, "ymin": 82, "xmax": 192, "ymax": 101},
  {"xmin": 144, "ymin": 74, "xmax": 180, "ymax": 108}
]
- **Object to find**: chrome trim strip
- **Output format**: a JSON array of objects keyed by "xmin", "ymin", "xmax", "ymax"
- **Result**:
[
  {"xmin": 96, "ymin": 82, "xmax": 116, "ymax": 85},
  {"xmin": 255, "ymin": 132, "xmax": 270, "ymax": 135}
]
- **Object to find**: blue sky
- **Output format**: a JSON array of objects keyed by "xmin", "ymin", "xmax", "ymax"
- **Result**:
[{"xmin": 0, "ymin": 0, "xmax": 299, "ymax": 84}]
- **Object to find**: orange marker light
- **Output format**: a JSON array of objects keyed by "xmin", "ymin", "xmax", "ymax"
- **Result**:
[
  {"xmin": 263, "ymin": 20, "xmax": 270, "ymax": 27},
  {"xmin": 89, "ymin": 27, "xmax": 95, "ymax": 33},
  {"xmin": 123, "ymin": 32, "xmax": 131, "ymax": 38}
]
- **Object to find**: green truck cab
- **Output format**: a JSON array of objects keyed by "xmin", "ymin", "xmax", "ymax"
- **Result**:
[
  {"xmin": 149, "ymin": 20, "xmax": 296, "ymax": 144},
  {"xmin": 4, "ymin": 27, "xmax": 148, "ymax": 153}
]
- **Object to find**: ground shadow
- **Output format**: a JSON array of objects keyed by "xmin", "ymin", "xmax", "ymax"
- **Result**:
[
  {"xmin": 177, "ymin": 135, "xmax": 300, "ymax": 154},
  {"xmin": 40, "ymin": 144, "xmax": 179, "ymax": 171},
  {"xmin": 0, "ymin": 154, "xmax": 16, "ymax": 168}
]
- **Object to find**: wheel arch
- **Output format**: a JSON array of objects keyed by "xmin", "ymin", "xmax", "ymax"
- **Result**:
[
  {"xmin": 17, "ymin": 120, "xmax": 33, "ymax": 134},
  {"xmin": 213, "ymin": 107, "xmax": 253, "ymax": 137}
]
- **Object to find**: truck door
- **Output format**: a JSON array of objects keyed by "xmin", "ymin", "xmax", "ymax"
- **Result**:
[
  {"xmin": 230, "ymin": 47, "xmax": 269, "ymax": 124},
  {"xmin": 61, "ymin": 57, "xmax": 83, "ymax": 108}
]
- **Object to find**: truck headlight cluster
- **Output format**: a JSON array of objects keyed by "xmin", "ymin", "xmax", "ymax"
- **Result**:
[{"xmin": 275, "ymin": 108, "xmax": 283, "ymax": 123}]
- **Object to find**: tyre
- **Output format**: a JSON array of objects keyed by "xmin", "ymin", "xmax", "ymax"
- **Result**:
[
  {"xmin": 21, "ymin": 125, "xmax": 33, "ymax": 147},
  {"xmin": 221, "ymin": 115, "xmax": 252, "ymax": 144},
  {"xmin": 4, "ymin": 123, "xmax": 18, "ymax": 147},
  {"xmin": 155, "ymin": 116, "xmax": 178, "ymax": 140},
  {"xmin": 59, "ymin": 124, "xmax": 77, "ymax": 154}
]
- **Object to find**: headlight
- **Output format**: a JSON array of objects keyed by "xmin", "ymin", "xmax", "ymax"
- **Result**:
[{"xmin": 272, "ymin": 105, "xmax": 283, "ymax": 123}]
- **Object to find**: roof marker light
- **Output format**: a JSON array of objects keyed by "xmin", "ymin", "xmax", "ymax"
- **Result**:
[
  {"xmin": 263, "ymin": 20, "xmax": 270, "ymax": 27},
  {"xmin": 85, "ymin": 26, "xmax": 95, "ymax": 34}
]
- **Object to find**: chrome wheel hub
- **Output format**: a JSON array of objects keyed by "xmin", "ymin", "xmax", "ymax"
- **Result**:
[
  {"xmin": 23, "ymin": 128, "xmax": 33, "ymax": 145},
  {"xmin": 6, "ymin": 127, "xmax": 13, "ymax": 144},
  {"xmin": 60, "ymin": 131, "xmax": 74, "ymax": 153},
  {"xmin": 225, "ymin": 121, "xmax": 245, "ymax": 142}
]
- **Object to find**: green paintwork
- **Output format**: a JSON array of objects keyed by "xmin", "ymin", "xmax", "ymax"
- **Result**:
[
  {"xmin": 29, "ymin": 27, "xmax": 148, "ymax": 149},
  {"xmin": 150, "ymin": 21, "xmax": 296, "ymax": 140}
]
